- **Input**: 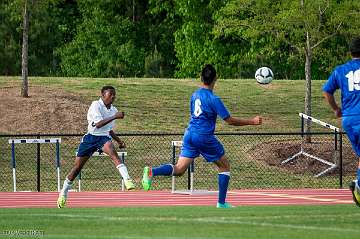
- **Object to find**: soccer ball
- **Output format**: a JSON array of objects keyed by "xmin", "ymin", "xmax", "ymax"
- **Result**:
[{"xmin": 255, "ymin": 67, "xmax": 273, "ymax": 84}]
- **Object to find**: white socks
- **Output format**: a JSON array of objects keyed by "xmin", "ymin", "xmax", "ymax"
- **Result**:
[
  {"xmin": 60, "ymin": 178, "xmax": 73, "ymax": 197},
  {"xmin": 116, "ymin": 164, "xmax": 130, "ymax": 180}
]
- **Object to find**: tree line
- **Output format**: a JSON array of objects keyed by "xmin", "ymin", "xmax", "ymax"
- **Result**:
[{"xmin": 1, "ymin": 0, "xmax": 359, "ymax": 79}]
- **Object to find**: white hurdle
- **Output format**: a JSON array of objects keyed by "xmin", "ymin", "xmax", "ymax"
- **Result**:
[
  {"xmin": 8, "ymin": 138, "xmax": 61, "ymax": 192},
  {"xmin": 171, "ymin": 141, "xmax": 214, "ymax": 195},
  {"xmin": 75, "ymin": 151, "xmax": 127, "ymax": 192},
  {"xmin": 281, "ymin": 113, "xmax": 339, "ymax": 177}
]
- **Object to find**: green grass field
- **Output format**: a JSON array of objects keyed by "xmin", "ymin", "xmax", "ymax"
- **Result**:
[
  {"xmin": 0, "ymin": 76, "xmax": 341, "ymax": 133},
  {"xmin": 0, "ymin": 205, "xmax": 359, "ymax": 239}
]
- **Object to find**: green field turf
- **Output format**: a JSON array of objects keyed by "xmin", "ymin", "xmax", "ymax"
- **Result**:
[{"xmin": 0, "ymin": 205, "xmax": 359, "ymax": 239}]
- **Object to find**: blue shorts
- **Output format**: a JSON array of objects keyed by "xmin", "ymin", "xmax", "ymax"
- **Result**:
[
  {"xmin": 343, "ymin": 116, "xmax": 360, "ymax": 157},
  {"xmin": 180, "ymin": 130, "xmax": 225, "ymax": 162},
  {"xmin": 77, "ymin": 134, "xmax": 112, "ymax": 157}
]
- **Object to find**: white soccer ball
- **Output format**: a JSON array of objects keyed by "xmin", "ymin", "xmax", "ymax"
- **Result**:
[{"xmin": 255, "ymin": 67, "xmax": 273, "ymax": 84}]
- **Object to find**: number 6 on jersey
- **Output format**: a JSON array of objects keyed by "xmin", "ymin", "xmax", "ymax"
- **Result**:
[{"xmin": 194, "ymin": 99, "xmax": 202, "ymax": 117}]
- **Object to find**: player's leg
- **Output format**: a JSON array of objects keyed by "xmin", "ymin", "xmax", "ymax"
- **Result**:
[
  {"xmin": 198, "ymin": 134, "xmax": 233, "ymax": 208},
  {"xmin": 143, "ymin": 131, "xmax": 198, "ymax": 191},
  {"xmin": 213, "ymin": 155, "xmax": 233, "ymax": 208},
  {"xmin": 152, "ymin": 156, "xmax": 193, "ymax": 177},
  {"xmin": 58, "ymin": 134, "xmax": 98, "ymax": 208},
  {"xmin": 142, "ymin": 157, "xmax": 193, "ymax": 191},
  {"xmin": 343, "ymin": 117, "xmax": 360, "ymax": 207},
  {"xmin": 57, "ymin": 156, "xmax": 89, "ymax": 208},
  {"xmin": 349, "ymin": 158, "xmax": 360, "ymax": 207},
  {"xmin": 102, "ymin": 140, "xmax": 135, "ymax": 190}
]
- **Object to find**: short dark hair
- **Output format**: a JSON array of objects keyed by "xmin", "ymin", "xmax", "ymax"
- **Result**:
[
  {"xmin": 201, "ymin": 64, "xmax": 217, "ymax": 85},
  {"xmin": 350, "ymin": 37, "xmax": 360, "ymax": 57},
  {"xmin": 101, "ymin": 85, "xmax": 115, "ymax": 94}
]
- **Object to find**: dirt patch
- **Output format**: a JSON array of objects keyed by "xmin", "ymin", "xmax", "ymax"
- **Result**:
[
  {"xmin": 248, "ymin": 140, "xmax": 357, "ymax": 176},
  {"xmin": 0, "ymin": 86, "xmax": 88, "ymax": 134}
]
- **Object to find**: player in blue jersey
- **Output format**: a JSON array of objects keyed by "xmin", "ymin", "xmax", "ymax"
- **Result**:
[
  {"xmin": 142, "ymin": 64, "xmax": 262, "ymax": 208},
  {"xmin": 323, "ymin": 37, "xmax": 360, "ymax": 207}
]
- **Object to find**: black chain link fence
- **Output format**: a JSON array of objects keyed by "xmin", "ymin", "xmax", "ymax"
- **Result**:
[{"xmin": 0, "ymin": 132, "xmax": 357, "ymax": 192}]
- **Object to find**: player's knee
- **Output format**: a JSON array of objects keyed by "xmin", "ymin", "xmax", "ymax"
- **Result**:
[
  {"xmin": 173, "ymin": 171, "xmax": 184, "ymax": 176},
  {"xmin": 173, "ymin": 166, "xmax": 186, "ymax": 176},
  {"xmin": 219, "ymin": 162, "xmax": 230, "ymax": 172}
]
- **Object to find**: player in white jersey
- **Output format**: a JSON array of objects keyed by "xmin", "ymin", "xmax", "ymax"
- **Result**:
[{"xmin": 57, "ymin": 86, "xmax": 135, "ymax": 208}]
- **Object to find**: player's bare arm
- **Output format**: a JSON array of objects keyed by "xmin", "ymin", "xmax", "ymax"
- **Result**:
[
  {"xmin": 110, "ymin": 130, "xmax": 126, "ymax": 148},
  {"xmin": 323, "ymin": 92, "xmax": 342, "ymax": 118},
  {"xmin": 94, "ymin": 112, "xmax": 125, "ymax": 128},
  {"xmin": 225, "ymin": 115, "xmax": 262, "ymax": 126}
]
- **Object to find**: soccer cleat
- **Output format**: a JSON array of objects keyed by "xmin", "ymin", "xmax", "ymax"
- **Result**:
[
  {"xmin": 142, "ymin": 166, "xmax": 153, "ymax": 191},
  {"xmin": 57, "ymin": 194, "xmax": 67, "ymax": 208},
  {"xmin": 349, "ymin": 180, "xmax": 360, "ymax": 207},
  {"xmin": 124, "ymin": 179, "xmax": 135, "ymax": 190},
  {"xmin": 216, "ymin": 202, "xmax": 235, "ymax": 208}
]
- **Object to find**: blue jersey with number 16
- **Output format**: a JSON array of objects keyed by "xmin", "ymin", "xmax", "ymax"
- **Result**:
[
  {"xmin": 187, "ymin": 88, "xmax": 230, "ymax": 135},
  {"xmin": 323, "ymin": 59, "xmax": 360, "ymax": 116}
]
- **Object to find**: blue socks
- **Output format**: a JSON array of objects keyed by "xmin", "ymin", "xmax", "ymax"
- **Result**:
[
  {"xmin": 152, "ymin": 164, "xmax": 174, "ymax": 176},
  {"xmin": 357, "ymin": 169, "xmax": 360, "ymax": 187},
  {"xmin": 218, "ymin": 172, "xmax": 230, "ymax": 204}
]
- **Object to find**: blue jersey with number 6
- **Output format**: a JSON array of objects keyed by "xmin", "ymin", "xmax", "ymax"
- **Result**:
[
  {"xmin": 323, "ymin": 59, "xmax": 360, "ymax": 116},
  {"xmin": 187, "ymin": 88, "xmax": 230, "ymax": 135}
]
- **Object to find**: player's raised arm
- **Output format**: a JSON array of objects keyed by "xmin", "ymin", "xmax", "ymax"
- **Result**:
[
  {"xmin": 224, "ymin": 115, "xmax": 262, "ymax": 126},
  {"xmin": 94, "ymin": 111, "xmax": 124, "ymax": 128}
]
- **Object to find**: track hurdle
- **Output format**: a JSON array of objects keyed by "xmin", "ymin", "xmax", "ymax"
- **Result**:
[
  {"xmin": 8, "ymin": 138, "xmax": 61, "ymax": 192},
  {"xmin": 75, "ymin": 151, "xmax": 127, "ymax": 192},
  {"xmin": 281, "ymin": 113, "xmax": 339, "ymax": 177},
  {"xmin": 171, "ymin": 141, "xmax": 213, "ymax": 195}
]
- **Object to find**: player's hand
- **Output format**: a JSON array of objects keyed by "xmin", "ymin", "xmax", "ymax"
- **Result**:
[
  {"xmin": 115, "ymin": 112, "xmax": 125, "ymax": 119},
  {"xmin": 253, "ymin": 116, "xmax": 262, "ymax": 125},
  {"xmin": 118, "ymin": 140, "xmax": 126, "ymax": 149}
]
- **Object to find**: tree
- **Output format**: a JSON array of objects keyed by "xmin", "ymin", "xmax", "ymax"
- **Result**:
[
  {"xmin": 0, "ymin": 1, "xmax": 22, "ymax": 76},
  {"xmin": 59, "ymin": 0, "xmax": 146, "ymax": 77},
  {"xmin": 174, "ymin": 0, "xmax": 226, "ymax": 78},
  {"xmin": 214, "ymin": 0, "xmax": 360, "ymax": 137},
  {"xmin": 146, "ymin": 0, "xmax": 180, "ymax": 77},
  {"xmin": 275, "ymin": 0, "xmax": 360, "ymax": 139},
  {"xmin": 21, "ymin": 0, "xmax": 30, "ymax": 97}
]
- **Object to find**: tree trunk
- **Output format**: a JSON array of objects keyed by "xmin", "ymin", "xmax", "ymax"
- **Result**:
[
  {"xmin": 21, "ymin": 0, "xmax": 29, "ymax": 98},
  {"xmin": 304, "ymin": 31, "xmax": 312, "ymax": 142}
]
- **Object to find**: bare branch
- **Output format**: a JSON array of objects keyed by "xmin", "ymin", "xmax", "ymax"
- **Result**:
[
  {"xmin": 317, "ymin": 2, "xmax": 329, "ymax": 33},
  {"xmin": 311, "ymin": 22, "xmax": 342, "ymax": 50}
]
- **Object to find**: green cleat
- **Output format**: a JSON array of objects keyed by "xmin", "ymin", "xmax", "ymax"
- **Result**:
[
  {"xmin": 216, "ymin": 202, "xmax": 235, "ymax": 208},
  {"xmin": 142, "ymin": 166, "xmax": 153, "ymax": 191},
  {"xmin": 349, "ymin": 180, "xmax": 360, "ymax": 207},
  {"xmin": 57, "ymin": 194, "xmax": 67, "ymax": 208},
  {"xmin": 124, "ymin": 179, "xmax": 135, "ymax": 190}
]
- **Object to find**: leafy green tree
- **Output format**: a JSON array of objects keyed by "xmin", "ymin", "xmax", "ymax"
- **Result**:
[
  {"xmin": 274, "ymin": 0, "xmax": 360, "ymax": 137},
  {"xmin": 146, "ymin": 0, "xmax": 180, "ymax": 77},
  {"xmin": 0, "ymin": 0, "xmax": 78, "ymax": 78},
  {"xmin": 174, "ymin": 0, "xmax": 227, "ymax": 78},
  {"xmin": 214, "ymin": 0, "xmax": 360, "ymax": 137},
  {"xmin": 0, "ymin": 0, "xmax": 22, "ymax": 76},
  {"xmin": 59, "ymin": 0, "xmax": 147, "ymax": 77}
]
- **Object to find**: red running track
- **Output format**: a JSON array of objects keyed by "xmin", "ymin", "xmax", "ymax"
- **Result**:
[{"xmin": 0, "ymin": 189, "xmax": 353, "ymax": 208}]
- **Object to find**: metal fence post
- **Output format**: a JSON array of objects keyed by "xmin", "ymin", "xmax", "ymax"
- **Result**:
[
  {"xmin": 36, "ymin": 135, "xmax": 41, "ymax": 192},
  {"xmin": 339, "ymin": 133, "xmax": 343, "ymax": 189}
]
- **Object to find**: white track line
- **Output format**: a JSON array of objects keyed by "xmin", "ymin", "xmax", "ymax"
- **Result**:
[{"xmin": 229, "ymin": 191, "xmax": 352, "ymax": 203}]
